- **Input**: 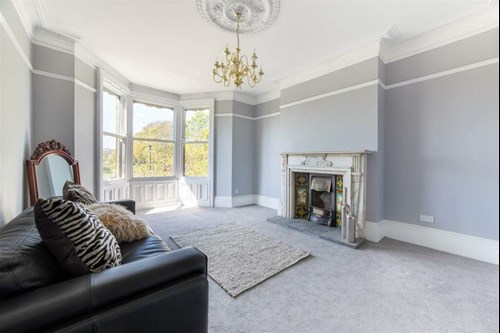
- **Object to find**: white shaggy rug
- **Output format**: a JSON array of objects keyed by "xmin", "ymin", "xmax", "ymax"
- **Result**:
[{"xmin": 171, "ymin": 222, "xmax": 310, "ymax": 297}]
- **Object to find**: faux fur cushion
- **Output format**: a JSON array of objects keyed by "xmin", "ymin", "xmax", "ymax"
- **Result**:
[{"xmin": 88, "ymin": 204, "xmax": 151, "ymax": 243}]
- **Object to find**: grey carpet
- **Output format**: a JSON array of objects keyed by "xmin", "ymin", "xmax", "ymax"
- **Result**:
[
  {"xmin": 142, "ymin": 205, "xmax": 499, "ymax": 333},
  {"xmin": 171, "ymin": 222, "xmax": 310, "ymax": 297}
]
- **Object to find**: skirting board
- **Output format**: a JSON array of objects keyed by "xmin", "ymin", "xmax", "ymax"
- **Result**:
[
  {"xmin": 215, "ymin": 195, "xmax": 280, "ymax": 213},
  {"xmin": 366, "ymin": 220, "xmax": 499, "ymax": 265}
]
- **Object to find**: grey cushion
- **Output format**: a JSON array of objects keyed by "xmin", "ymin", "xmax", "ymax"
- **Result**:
[{"xmin": 62, "ymin": 181, "xmax": 97, "ymax": 205}]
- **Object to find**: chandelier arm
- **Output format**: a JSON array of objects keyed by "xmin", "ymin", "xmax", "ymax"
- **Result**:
[{"xmin": 213, "ymin": 75, "xmax": 224, "ymax": 84}]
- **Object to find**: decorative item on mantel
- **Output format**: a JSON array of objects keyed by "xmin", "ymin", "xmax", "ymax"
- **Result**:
[{"xmin": 196, "ymin": 0, "xmax": 280, "ymax": 88}]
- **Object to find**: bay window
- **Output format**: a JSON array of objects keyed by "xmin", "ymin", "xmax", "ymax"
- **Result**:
[
  {"xmin": 132, "ymin": 102, "xmax": 175, "ymax": 178},
  {"xmin": 183, "ymin": 108, "xmax": 210, "ymax": 177},
  {"xmin": 102, "ymin": 89, "xmax": 126, "ymax": 181}
]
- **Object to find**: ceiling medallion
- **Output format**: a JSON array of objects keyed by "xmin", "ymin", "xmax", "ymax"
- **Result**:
[{"xmin": 196, "ymin": 0, "xmax": 280, "ymax": 35}]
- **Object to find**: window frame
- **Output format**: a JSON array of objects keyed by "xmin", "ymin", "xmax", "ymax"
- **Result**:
[
  {"xmin": 182, "ymin": 107, "xmax": 211, "ymax": 178},
  {"xmin": 101, "ymin": 87, "xmax": 127, "ymax": 183},
  {"xmin": 130, "ymin": 98, "xmax": 178, "ymax": 181},
  {"xmin": 179, "ymin": 100, "xmax": 214, "ymax": 182}
]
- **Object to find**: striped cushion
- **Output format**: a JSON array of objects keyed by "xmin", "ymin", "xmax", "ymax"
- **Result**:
[
  {"xmin": 63, "ymin": 181, "xmax": 97, "ymax": 205},
  {"xmin": 35, "ymin": 198, "xmax": 121, "ymax": 276}
]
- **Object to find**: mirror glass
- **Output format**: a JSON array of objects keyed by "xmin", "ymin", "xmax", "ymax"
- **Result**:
[{"xmin": 35, "ymin": 155, "xmax": 74, "ymax": 198}]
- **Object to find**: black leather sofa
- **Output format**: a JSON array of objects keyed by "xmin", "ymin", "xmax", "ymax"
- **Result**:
[{"xmin": 0, "ymin": 201, "xmax": 208, "ymax": 333}]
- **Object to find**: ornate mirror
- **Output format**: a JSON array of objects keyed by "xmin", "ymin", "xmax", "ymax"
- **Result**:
[{"xmin": 26, "ymin": 140, "xmax": 81, "ymax": 206}]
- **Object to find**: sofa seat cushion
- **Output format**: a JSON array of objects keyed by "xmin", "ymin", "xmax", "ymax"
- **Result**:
[
  {"xmin": 0, "ymin": 208, "xmax": 68, "ymax": 300},
  {"xmin": 120, "ymin": 234, "xmax": 170, "ymax": 264}
]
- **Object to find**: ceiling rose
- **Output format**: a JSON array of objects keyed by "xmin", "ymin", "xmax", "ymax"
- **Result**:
[{"xmin": 196, "ymin": 0, "xmax": 280, "ymax": 35}]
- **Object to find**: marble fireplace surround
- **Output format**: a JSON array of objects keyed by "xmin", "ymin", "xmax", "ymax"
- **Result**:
[{"xmin": 281, "ymin": 151, "xmax": 371, "ymax": 239}]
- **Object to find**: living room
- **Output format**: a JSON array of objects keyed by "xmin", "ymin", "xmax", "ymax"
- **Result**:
[{"xmin": 0, "ymin": 0, "xmax": 499, "ymax": 332}]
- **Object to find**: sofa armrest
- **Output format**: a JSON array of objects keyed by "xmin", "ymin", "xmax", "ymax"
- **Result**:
[
  {"xmin": 0, "ymin": 247, "xmax": 207, "ymax": 333},
  {"xmin": 102, "ymin": 199, "xmax": 136, "ymax": 214}
]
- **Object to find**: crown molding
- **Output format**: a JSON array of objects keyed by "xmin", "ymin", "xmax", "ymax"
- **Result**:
[
  {"xmin": 181, "ymin": 91, "xmax": 234, "ymax": 102},
  {"xmin": 380, "ymin": 3, "xmax": 499, "ymax": 63},
  {"xmin": 278, "ymin": 2, "xmax": 498, "ymax": 89},
  {"xmin": 33, "ymin": 0, "xmax": 55, "ymax": 29},
  {"xmin": 180, "ymin": 91, "xmax": 259, "ymax": 105},
  {"xmin": 254, "ymin": 88, "xmax": 280, "ymax": 105},
  {"xmin": 130, "ymin": 83, "xmax": 180, "ymax": 103},
  {"xmin": 32, "ymin": 27, "xmax": 76, "ymax": 54},
  {"xmin": 11, "ymin": 0, "xmax": 34, "ymax": 38},
  {"xmin": 278, "ymin": 35, "xmax": 383, "ymax": 90},
  {"xmin": 233, "ymin": 91, "xmax": 258, "ymax": 105}
]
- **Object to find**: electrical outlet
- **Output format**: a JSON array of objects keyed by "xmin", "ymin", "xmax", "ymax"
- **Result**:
[
  {"xmin": 420, "ymin": 215, "xmax": 435, "ymax": 223},
  {"xmin": 235, "ymin": 189, "xmax": 239, "ymax": 194}
]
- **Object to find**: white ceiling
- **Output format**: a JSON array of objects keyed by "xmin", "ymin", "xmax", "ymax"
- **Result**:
[{"xmin": 20, "ymin": 0, "xmax": 495, "ymax": 95}]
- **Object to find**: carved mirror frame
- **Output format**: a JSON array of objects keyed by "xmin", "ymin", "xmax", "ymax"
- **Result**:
[{"xmin": 26, "ymin": 140, "xmax": 81, "ymax": 206}]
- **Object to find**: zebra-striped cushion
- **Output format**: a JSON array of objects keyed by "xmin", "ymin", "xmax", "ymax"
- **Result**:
[
  {"xmin": 62, "ymin": 181, "xmax": 97, "ymax": 205},
  {"xmin": 35, "ymin": 198, "xmax": 121, "ymax": 276}
]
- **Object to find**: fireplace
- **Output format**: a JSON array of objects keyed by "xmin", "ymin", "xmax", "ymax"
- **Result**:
[{"xmin": 281, "ymin": 152, "xmax": 371, "ymax": 239}]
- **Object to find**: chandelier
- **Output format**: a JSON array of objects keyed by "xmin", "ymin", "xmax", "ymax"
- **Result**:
[{"xmin": 212, "ymin": 12, "xmax": 264, "ymax": 88}]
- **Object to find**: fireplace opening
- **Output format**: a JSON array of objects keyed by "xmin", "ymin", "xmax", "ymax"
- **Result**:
[{"xmin": 294, "ymin": 173, "xmax": 343, "ymax": 228}]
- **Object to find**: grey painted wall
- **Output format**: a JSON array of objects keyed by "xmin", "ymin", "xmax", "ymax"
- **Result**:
[
  {"xmin": 232, "ymin": 116, "xmax": 254, "ymax": 196},
  {"xmin": 214, "ymin": 100, "xmax": 233, "ymax": 196},
  {"xmin": 32, "ymin": 44, "xmax": 98, "ymax": 193},
  {"xmin": 32, "ymin": 75, "xmax": 75, "ymax": 152},
  {"xmin": 0, "ymin": 1, "xmax": 32, "ymax": 224},
  {"xmin": 231, "ymin": 101, "xmax": 255, "ymax": 196},
  {"xmin": 365, "ymin": 86, "xmax": 385, "ymax": 222},
  {"xmin": 33, "ymin": 43, "xmax": 74, "ymax": 77},
  {"xmin": 74, "ymin": 85, "xmax": 96, "ymax": 192},
  {"xmin": 214, "ymin": 100, "xmax": 256, "ymax": 198},
  {"xmin": 254, "ymin": 99, "xmax": 281, "ymax": 199},
  {"xmin": 281, "ymin": 57, "xmax": 379, "ymax": 105},
  {"xmin": 280, "ymin": 85, "xmax": 379, "ymax": 153},
  {"xmin": 385, "ymin": 28, "xmax": 499, "ymax": 85},
  {"xmin": 384, "ymin": 63, "xmax": 499, "ymax": 240}
]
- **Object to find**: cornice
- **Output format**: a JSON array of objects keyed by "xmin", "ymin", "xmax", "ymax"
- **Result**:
[
  {"xmin": 11, "ymin": 0, "xmax": 34, "ymax": 38},
  {"xmin": 232, "ymin": 91, "xmax": 259, "ymax": 105},
  {"xmin": 381, "ymin": 2, "xmax": 499, "ymax": 63},
  {"xmin": 33, "ymin": 0, "xmax": 54, "ymax": 28},
  {"xmin": 32, "ymin": 27, "xmax": 76, "ymax": 54},
  {"xmin": 254, "ymin": 88, "xmax": 280, "ymax": 105},
  {"xmin": 129, "ymin": 83, "xmax": 180, "ymax": 103},
  {"xmin": 278, "ymin": 36, "xmax": 382, "ymax": 90}
]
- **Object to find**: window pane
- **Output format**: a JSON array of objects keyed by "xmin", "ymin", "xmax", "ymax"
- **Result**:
[
  {"xmin": 103, "ymin": 90, "xmax": 122, "ymax": 135},
  {"xmin": 133, "ymin": 102, "xmax": 174, "ymax": 140},
  {"xmin": 133, "ymin": 140, "xmax": 174, "ymax": 177},
  {"xmin": 103, "ymin": 135, "xmax": 125, "ymax": 180},
  {"xmin": 185, "ymin": 109, "xmax": 209, "ymax": 142},
  {"xmin": 184, "ymin": 143, "xmax": 208, "ymax": 177}
]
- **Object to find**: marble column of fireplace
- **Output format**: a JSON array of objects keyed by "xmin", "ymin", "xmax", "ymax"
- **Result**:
[{"xmin": 280, "ymin": 151, "xmax": 371, "ymax": 239}]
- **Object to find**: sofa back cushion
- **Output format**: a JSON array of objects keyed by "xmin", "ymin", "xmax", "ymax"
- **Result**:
[{"xmin": 0, "ymin": 208, "xmax": 68, "ymax": 300}]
